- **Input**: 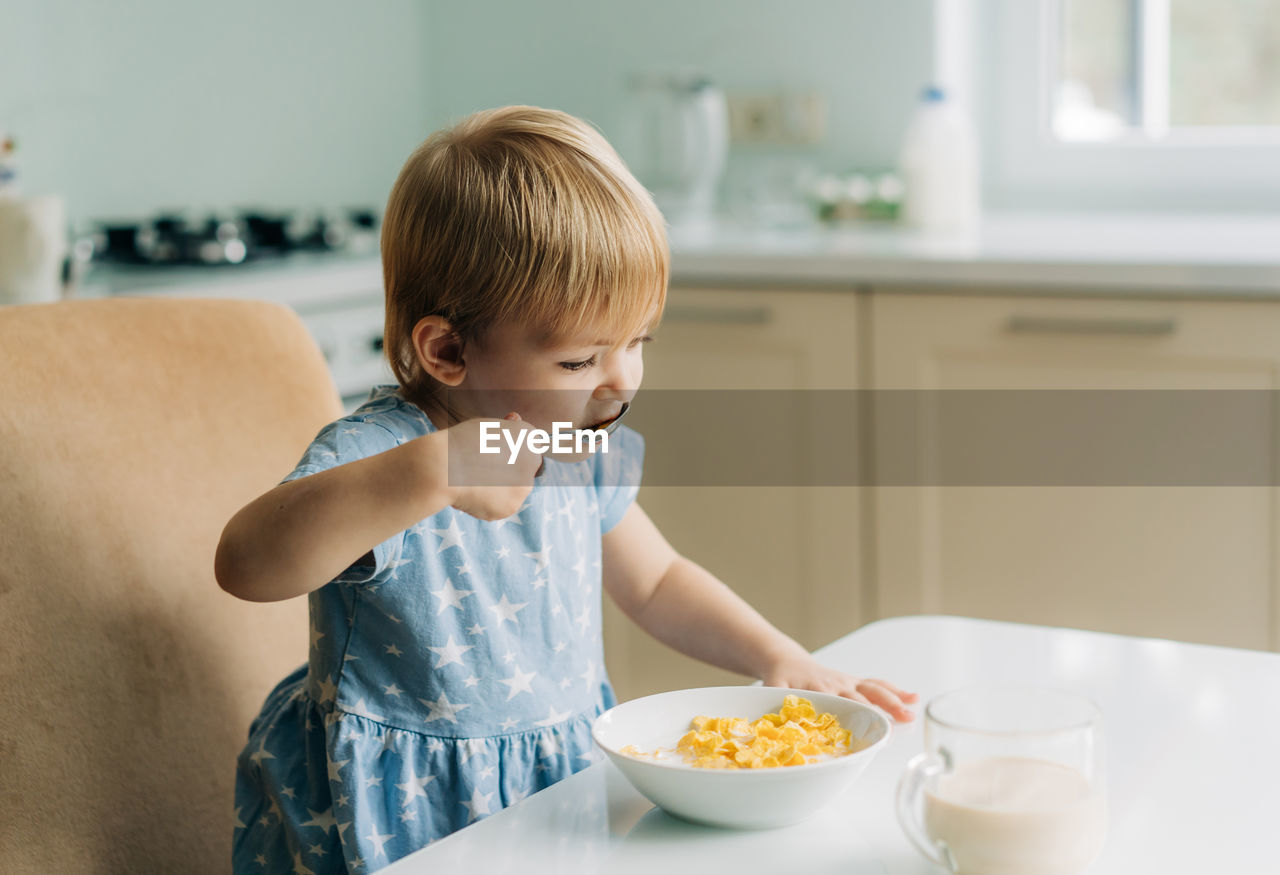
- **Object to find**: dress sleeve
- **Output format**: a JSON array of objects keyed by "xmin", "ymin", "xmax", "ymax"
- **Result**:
[
  {"xmin": 280, "ymin": 419, "xmax": 407, "ymax": 585},
  {"xmin": 593, "ymin": 424, "xmax": 645, "ymax": 534}
]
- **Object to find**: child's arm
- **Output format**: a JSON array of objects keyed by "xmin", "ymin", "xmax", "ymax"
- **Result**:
[
  {"xmin": 216, "ymin": 416, "xmax": 538, "ymax": 603},
  {"xmin": 602, "ymin": 503, "xmax": 918, "ymax": 722}
]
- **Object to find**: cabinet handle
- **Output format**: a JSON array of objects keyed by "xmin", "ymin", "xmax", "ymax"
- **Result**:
[
  {"xmin": 1005, "ymin": 314, "xmax": 1177, "ymax": 336},
  {"xmin": 662, "ymin": 305, "xmax": 774, "ymax": 325}
]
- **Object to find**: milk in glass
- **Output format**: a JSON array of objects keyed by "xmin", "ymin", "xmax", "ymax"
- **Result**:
[{"xmin": 923, "ymin": 756, "xmax": 1106, "ymax": 875}]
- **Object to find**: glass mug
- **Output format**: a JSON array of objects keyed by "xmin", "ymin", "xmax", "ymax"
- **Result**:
[{"xmin": 896, "ymin": 685, "xmax": 1107, "ymax": 875}]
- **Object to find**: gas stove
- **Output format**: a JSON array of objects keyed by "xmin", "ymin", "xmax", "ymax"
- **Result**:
[{"xmin": 85, "ymin": 207, "xmax": 380, "ymax": 268}]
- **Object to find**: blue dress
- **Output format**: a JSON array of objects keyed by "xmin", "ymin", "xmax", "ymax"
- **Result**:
[{"xmin": 232, "ymin": 386, "xmax": 643, "ymax": 873}]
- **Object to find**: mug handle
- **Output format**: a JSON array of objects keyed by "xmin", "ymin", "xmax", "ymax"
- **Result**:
[{"xmin": 895, "ymin": 753, "xmax": 955, "ymax": 871}]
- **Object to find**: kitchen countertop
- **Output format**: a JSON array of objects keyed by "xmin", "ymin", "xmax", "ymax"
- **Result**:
[
  {"xmin": 80, "ymin": 212, "xmax": 1280, "ymax": 301},
  {"xmin": 667, "ymin": 211, "xmax": 1280, "ymax": 296},
  {"xmin": 381, "ymin": 615, "xmax": 1279, "ymax": 874}
]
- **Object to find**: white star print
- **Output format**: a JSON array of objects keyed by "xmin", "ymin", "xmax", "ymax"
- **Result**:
[
  {"xmin": 429, "ymin": 517, "xmax": 466, "ymax": 552},
  {"xmin": 458, "ymin": 738, "xmax": 485, "ymax": 764},
  {"xmin": 232, "ymin": 805, "xmax": 246, "ymax": 829},
  {"xmin": 248, "ymin": 738, "xmax": 275, "ymax": 766},
  {"xmin": 503, "ymin": 649, "xmax": 516, "ymax": 664},
  {"xmin": 575, "ymin": 604, "xmax": 591, "ymax": 634},
  {"xmin": 315, "ymin": 675, "xmax": 337, "ymax": 704},
  {"xmin": 499, "ymin": 664, "xmax": 537, "ymax": 700},
  {"xmin": 254, "ymin": 854, "xmax": 267, "ymax": 866},
  {"xmin": 268, "ymin": 798, "xmax": 283, "ymax": 821},
  {"xmin": 309, "ymin": 622, "xmax": 324, "ymax": 649},
  {"xmin": 488, "ymin": 594, "xmax": 527, "ymax": 626},
  {"xmin": 335, "ymin": 793, "xmax": 350, "ymax": 807},
  {"xmin": 301, "ymin": 807, "xmax": 337, "ymax": 834},
  {"xmin": 553, "ymin": 641, "xmax": 567, "ymax": 653},
  {"xmin": 384, "ymin": 557, "xmax": 412, "ymax": 579},
  {"xmin": 419, "ymin": 691, "xmax": 471, "ymax": 724},
  {"xmin": 479, "ymin": 765, "xmax": 495, "ymax": 779},
  {"xmin": 494, "ymin": 546, "xmax": 511, "ymax": 559},
  {"xmin": 577, "ymin": 750, "xmax": 602, "ymax": 766},
  {"xmin": 491, "ymin": 511, "xmax": 524, "ymax": 531},
  {"xmin": 580, "ymin": 660, "xmax": 597, "ymax": 688},
  {"xmin": 467, "ymin": 622, "xmax": 485, "ymax": 635},
  {"xmin": 523, "ymin": 545, "xmax": 553, "ymax": 572},
  {"xmin": 461, "ymin": 787, "xmax": 495, "ymax": 822},
  {"xmin": 538, "ymin": 734, "xmax": 563, "ymax": 759},
  {"xmin": 427, "ymin": 738, "xmax": 445, "ymax": 753},
  {"xmin": 326, "ymin": 759, "xmax": 349, "ymax": 783},
  {"xmin": 456, "ymin": 561, "xmax": 473, "ymax": 576},
  {"xmin": 292, "ymin": 851, "xmax": 315, "ymax": 875},
  {"xmin": 307, "ymin": 842, "xmax": 326, "ymax": 857},
  {"xmin": 429, "ymin": 578, "xmax": 474, "ymax": 614},
  {"xmin": 530, "ymin": 576, "xmax": 547, "ymax": 590},
  {"xmin": 534, "ymin": 705, "xmax": 572, "ymax": 727},
  {"xmin": 385, "ymin": 643, "xmax": 403, "ymax": 657},
  {"xmin": 427, "ymin": 634, "xmax": 474, "ymax": 668},
  {"xmin": 383, "ymin": 683, "xmax": 403, "ymax": 697},
  {"xmin": 551, "ymin": 603, "xmax": 562, "ymax": 616},
  {"xmin": 499, "ymin": 717, "xmax": 518, "ymax": 731},
  {"xmin": 463, "ymin": 674, "xmax": 480, "ymax": 687},
  {"xmin": 396, "ymin": 771, "xmax": 435, "ymax": 805},
  {"xmin": 572, "ymin": 556, "xmax": 586, "ymax": 582},
  {"xmin": 400, "ymin": 809, "xmax": 417, "ymax": 823},
  {"xmin": 508, "ymin": 787, "xmax": 528, "ymax": 804},
  {"xmin": 281, "ymin": 786, "xmax": 296, "ymax": 799},
  {"xmin": 349, "ymin": 698, "xmax": 384, "ymax": 721},
  {"xmin": 365, "ymin": 827, "xmax": 395, "ymax": 859},
  {"xmin": 365, "ymin": 775, "xmax": 383, "ymax": 789}
]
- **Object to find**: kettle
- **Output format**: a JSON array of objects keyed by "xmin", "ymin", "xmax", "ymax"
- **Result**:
[{"xmin": 618, "ymin": 72, "xmax": 729, "ymax": 231}]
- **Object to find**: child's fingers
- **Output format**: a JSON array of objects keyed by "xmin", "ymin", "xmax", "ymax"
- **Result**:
[
  {"xmin": 869, "ymin": 678, "xmax": 919, "ymax": 701},
  {"xmin": 857, "ymin": 681, "xmax": 917, "ymax": 721}
]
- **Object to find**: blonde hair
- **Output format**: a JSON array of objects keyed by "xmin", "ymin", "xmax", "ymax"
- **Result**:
[{"xmin": 381, "ymin": 106, "xmax": 669, "ymax": 409}]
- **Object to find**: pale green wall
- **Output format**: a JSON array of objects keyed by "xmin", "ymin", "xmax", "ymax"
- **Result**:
[
  {"xmin": 423, "ymin": 0, "xmax": 935, "ymax": 215},
  {"xmin": 2, "ymin": 0, "xmax": 434, "ymax": 225},
  {"xmin": 3, "ymin": 0, "xmax": 934, "ymax": 227}
]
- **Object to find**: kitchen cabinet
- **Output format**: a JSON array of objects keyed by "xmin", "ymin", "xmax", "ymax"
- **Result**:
[
  {"xmin": 602, "ymin": 287, "xmax": 864, "ymax": 701},
  {"xmin": 868, "ymin": 290, "xmax": 1280, "ymax": 651}
]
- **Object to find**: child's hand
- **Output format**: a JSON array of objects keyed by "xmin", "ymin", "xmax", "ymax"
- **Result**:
[
  {"xmin": 443, "ymin": 413, "xmax": 542, "ymax": 521},
  {"xmin": 762, "ymin": 653, "xmax": 919, "ymax": 723}
]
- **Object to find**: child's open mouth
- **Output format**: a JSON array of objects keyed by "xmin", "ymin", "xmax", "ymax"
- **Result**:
[{"xmin": 584, "ymin": 402, "xmax": 629, "ymax": 434}]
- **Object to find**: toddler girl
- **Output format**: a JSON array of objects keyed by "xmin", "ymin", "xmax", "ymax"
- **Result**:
[{"xmin": 218, "ymin": 105, "xmax": 917, "ymax": 873}]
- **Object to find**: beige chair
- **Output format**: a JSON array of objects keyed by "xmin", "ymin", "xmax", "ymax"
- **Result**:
[{"xmin": 0, "ymin": 296, "xmax": 343, "ymax": 872}]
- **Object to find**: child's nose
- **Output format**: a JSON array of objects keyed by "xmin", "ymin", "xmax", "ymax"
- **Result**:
[{"xmin": 594, "ymin": 353, "xmax": 640, "ymax": 399}]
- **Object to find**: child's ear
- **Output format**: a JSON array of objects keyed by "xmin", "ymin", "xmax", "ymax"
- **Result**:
[{"xmin": 412, "ymin": 315, "xmax": 467, "ymax": 386}]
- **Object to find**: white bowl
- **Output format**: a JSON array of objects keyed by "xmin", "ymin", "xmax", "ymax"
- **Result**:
[{"xmin": 592, "ymin": 685, "xmax": 891, "ymax": 829}]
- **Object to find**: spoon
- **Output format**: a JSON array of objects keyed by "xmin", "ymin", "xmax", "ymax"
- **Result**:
[{"xmin": 534, "ymin": 402, "xmax": 630, "ymax": 478}]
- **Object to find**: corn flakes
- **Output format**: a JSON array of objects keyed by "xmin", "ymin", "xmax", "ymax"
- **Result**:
[{"xmin": 618, "ymin": 695, "xmax": 867, "ymax": 769}]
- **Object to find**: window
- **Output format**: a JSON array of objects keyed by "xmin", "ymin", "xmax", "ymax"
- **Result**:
[
  {"xmin": 975, "ymin": 0, "xmax": 1280, "ymax": 210},
  {"xmin": 1054, "ymin": 0, "xmax": 1280, "ymax": 141}
]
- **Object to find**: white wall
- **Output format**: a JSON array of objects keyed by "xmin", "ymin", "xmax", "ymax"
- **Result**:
[{"xmin": 2, "ymin": 0, "xmax": 433, "ymax": 225}]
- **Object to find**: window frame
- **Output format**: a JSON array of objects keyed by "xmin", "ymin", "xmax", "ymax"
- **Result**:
[{"xmin": 977, "ymin": 0, "xmax": 1280, "ymax": 211}]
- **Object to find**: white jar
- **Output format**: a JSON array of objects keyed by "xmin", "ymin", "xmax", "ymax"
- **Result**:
[
  {"xmin": 0, "ymin": 195, "xmax": 67, "ymax": 306},
  {"xmin": 898, "ymin": 86, "xmax": 980, "ymax": 232}
]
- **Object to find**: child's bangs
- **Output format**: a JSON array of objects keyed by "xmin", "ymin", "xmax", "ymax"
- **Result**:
[{"xmin": 521, "ymin": 207, "xmax": 668, "ymax": 348}]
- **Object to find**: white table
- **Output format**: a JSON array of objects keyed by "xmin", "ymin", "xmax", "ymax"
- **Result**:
[{"xmin": 381, "ymin": 615, "xmax": 1280, "ymax": 873}]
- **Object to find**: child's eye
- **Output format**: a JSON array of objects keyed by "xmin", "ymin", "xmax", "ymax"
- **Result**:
[
  {"xmin": 559, "ymin": 355, "xmax": 596, "ymax": 372},
  {"xmin": 629, "ymin": 335, "xmax": 654, "ymax": 349}
]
